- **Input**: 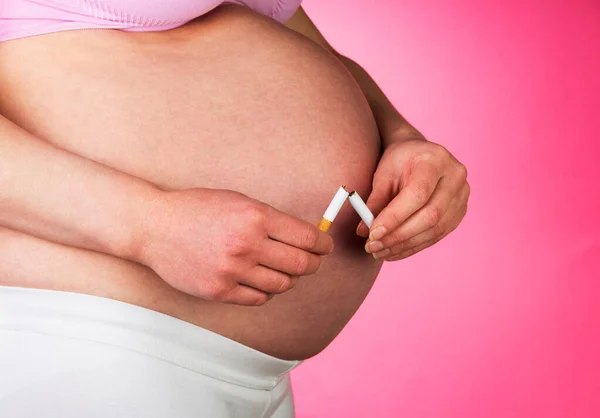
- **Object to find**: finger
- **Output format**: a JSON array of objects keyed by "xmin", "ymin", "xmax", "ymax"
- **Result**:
[
  {"xmin": 238, "ymin": 265, "xmax": 294, "ymax": 294},
  {"xmin": 369, "ymin": 162, "xmax": 441, "ymax": 241},
  {"xmin": 265, "ymin": 208, "xmax": 333, "ymax": 255},
  {"xmin": 375, "ymin": 176, "xmax": 462, "ymax": 249},
  {"xmin": 356, "ymin": 220, "xmax": 369, "ymax": 238},
  {"xmin": 370, "ymin": 226, "xmax": 439, "ymax": 259},
  {"xmin": 384, "ymin": 237, "xmax": 440, "ymax": 262},
  {"xmin": 258, "ymin": 239, "xmax": 322, "ymax": 276},
  {"xmin": 356, "ymin": 180, "xmax": 394, "ymax": 237},
  {"xmin": 372, "ymin": 190, "xmax": 468, "ymax": 260},
  {"xmin": 223, "ymin": 284, "xmax": 270, "ymax": 306}
]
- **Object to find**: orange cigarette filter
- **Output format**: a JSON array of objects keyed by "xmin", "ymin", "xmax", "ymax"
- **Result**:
[
  {"xmin": 318, "ymin": 186, "xmax": 350, "ymax": 232},
  {"xmin": 317, "ymin": 218, "xmax": 333, "ymax": 232}
]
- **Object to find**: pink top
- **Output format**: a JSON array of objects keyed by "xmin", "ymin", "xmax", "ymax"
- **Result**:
[{"xmin": 0, "ymin": 0, "xmax": 302, "ymax": 42}]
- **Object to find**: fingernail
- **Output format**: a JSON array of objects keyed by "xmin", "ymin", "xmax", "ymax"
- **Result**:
[
  {"xmin": 356, "ymin": 222, "xmax": 365, "ymax": 236},
  {"xmin": 373, "ymin": 248, "xmax": 390, "ymax": 260},
  {"xmin": 358, "ymin": 222, "xmax": 371, "ymax": 237},
  {"xmin": 368, "ymin": 241, "xmax": 385, "ymax": 253},
  {"xmin": 369, "ymin": 226, "xmax": 387, "ymax": 241}
]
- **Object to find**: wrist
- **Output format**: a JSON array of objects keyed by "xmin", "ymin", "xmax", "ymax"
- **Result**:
[
  {"xmin": 114, "ymin": 183, "xmax": 166, "ymax": 265},
  {"xmin": 381, "ymin": 124, "xmax": 427, "ymax": 150}
]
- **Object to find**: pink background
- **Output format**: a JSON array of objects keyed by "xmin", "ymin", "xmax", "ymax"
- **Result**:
[{"xmin": 291, "ymin": 1, "xmax": 600, "ymax": 417}]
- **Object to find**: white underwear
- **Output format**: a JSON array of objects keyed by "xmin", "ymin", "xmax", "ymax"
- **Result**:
[{"xmin": 0, "ymin": 286, "xmax": 301, "ymax": 418}]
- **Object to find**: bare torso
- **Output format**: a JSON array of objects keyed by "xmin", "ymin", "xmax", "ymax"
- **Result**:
[{"xmin": 0, "ymin": 5, "xmax": 382, "ymax": 360}]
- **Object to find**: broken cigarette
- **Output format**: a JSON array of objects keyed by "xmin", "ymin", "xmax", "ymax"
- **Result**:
[
  {"xmin": 318, "ymin": 186, "xmax": 350, "ymax": 232},
  {"xmin": 348, "ymin": 191, "xmax": 374, "ymax": 229}
]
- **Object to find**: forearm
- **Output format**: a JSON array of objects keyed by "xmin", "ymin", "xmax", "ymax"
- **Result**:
[
  {"xmin": 0, "ymin": 115, "xmax": 158, "ymax": 261},
  {"xmin": 285, "ymin": 7, "xmax": 422, "ymax": 147},
  {"xmin": 334, "ymin": 53, "xmax": 425, "ymax": 148}
]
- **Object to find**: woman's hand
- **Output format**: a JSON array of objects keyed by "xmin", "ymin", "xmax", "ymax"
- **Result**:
[
  {"xmin": 136, "ymin": 189, "xmax": 334, "ymax": 306},
  {"xmin": 357, "ymin": 137, "xmax": 470, "ymax": 261}
]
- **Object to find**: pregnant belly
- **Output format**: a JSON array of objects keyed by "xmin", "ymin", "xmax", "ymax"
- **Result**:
[{"xmin": 0, "ymin": 5, "xmax": 383, "ymax": 360}]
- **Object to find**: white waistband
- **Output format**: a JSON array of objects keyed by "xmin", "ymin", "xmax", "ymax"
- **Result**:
[{"xmin": 0, "ymin": 286, "xmax": 300, "ymax": 390}]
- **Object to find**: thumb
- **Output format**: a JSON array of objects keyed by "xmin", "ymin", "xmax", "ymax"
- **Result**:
[{"xmin": 356, "ymin": 182, "xmax": 392, "ymax": 237}]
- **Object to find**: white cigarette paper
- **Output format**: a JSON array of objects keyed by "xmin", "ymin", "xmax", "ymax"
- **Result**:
[
  {"xmin": 318, "ymin": 186, "xmax": 350, "ymax": 232},
  {"xmin": 322, "ymin": 186, "xmax": 350, "ymax": 222},
  {"xmin": 348, "ymin": 191, "xmax": 374, "ymax": 228}
]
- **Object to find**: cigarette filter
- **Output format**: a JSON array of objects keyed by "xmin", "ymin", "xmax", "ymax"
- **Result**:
[
  {"xmin": 318, "ymin": 186, "xmax": 350, "ymax": 232},
  {"xmin": 348, "ymin": 191, "xmax": 374, "ymax": 229}
]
